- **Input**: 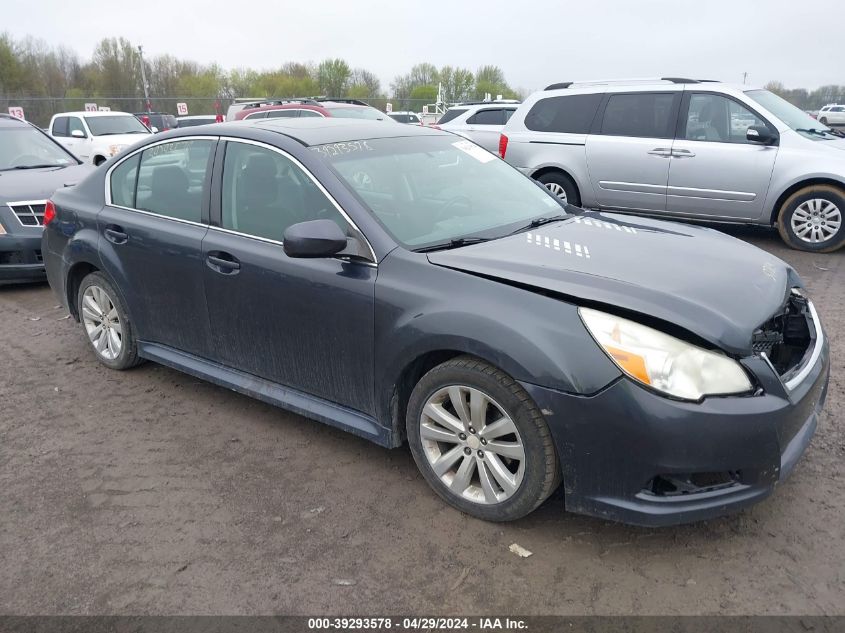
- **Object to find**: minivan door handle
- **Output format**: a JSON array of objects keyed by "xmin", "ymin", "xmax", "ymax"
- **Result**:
[
  {"xmin": 206, "ymin": 251, "xmax": 241, "ymax": 275},
  {"xmin": 647, "ymin": 148, "xmax": 672, "ymax": 157},
  {"xmin": 104, "ymin": 225, "xmax": 128, "ymax": 244},
  {"xmin": 672, "ymin": 149, "xmax": 696, "ymax": 158}
]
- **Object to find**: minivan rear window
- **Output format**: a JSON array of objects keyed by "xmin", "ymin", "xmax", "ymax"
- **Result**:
[
  {"xmin": 600, "ymin": 93, "xmax": 676, "ymax": 139},
  {"xmin": 524, "ymin": 94, "xmax": 603, "ymax": 134}
]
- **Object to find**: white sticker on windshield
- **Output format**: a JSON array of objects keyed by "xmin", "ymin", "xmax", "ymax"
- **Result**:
[{"xmin": 452, "ymin": 140, "xmax": 496, "ymax": 163}]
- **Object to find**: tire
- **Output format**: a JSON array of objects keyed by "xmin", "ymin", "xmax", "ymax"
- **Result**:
[
  {"xmin": 776, "ymin": 185, "xmax": 845, "ymax": 253},
  {"xmin": 77, "ymin": 271, "xmax": 142, "ymax": 370},
  {"xmin": 406, "ymin": 355, "xmax": 560, "ymax": 522},
  {"xmin": 820, "ymin": 117, "xmax": 828, "ymax": 126},
  {"xmin": 93, "ymin": 156, "xmax": 106, "ymax": 166},
  {"xmin": 536, "ymin": 171, "xmax": 580, "ymax": 207}
]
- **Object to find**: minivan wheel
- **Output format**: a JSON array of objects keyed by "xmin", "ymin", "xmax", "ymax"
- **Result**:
[
  {"xmin": 777, "ymin": 185, "xmax": 845, "ymax": 252},
  {"xmin": 406, "ymin": 355, "xmax": 560, "ymax": 522},
  {"xmin": 77, "ymin": 272, "xmax": 141, "ymax": 370},
  {"xmin": 536, "ymin": 172, "xmax": 580, "ymax": 206}
]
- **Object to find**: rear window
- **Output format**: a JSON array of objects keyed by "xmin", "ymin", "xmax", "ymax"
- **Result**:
[
  {"xmin": 599, "ymin": 93, "xmax": 676, "ymax": 138},
  {"xmin": 524, "ymin": 94, "xmax": 603, "ymax": 133},
  {"xmin": 467, "ymin": 109, "xmax": 506, "ymax": 125},
  {"xmin": 437, "ymin": 108, "xmax": 467, "ymax": 124}
]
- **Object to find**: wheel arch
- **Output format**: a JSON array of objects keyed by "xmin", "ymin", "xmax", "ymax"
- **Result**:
[
  {"xmin": 769, "ymin": 177, "xmax": 845, "ymax": 224},
  {"xmin": 531, "ymin": 165, "xmax": 581, "ymax": 197},
  {"xmin": 66, "ymin": 261, "xmax": 101, "ymax": 320}
]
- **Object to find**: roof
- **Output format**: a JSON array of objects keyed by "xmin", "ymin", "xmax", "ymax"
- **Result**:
[
  {"xmin": 52, "ymin": 111, "xmax": 135, "ymax": 117},
  {"xmin": 0, "ymin": 113, "xmax": 31, "ymax": 127},
  {"xmin": 242, "ymin": 117, "xmax": 444, "ymax": 146}
]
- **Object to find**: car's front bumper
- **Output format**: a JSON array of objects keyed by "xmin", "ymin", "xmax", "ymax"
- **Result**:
[
  {"xmin": 522, "ymin": 337, "xmax": 830, "ymax": 527},
  {"xmin": 0, "ymin": 233, "xmax": 45, "ymax": 284}
]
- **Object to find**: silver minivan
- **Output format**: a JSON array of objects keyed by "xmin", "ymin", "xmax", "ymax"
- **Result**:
[{"xmin": 501, "ymin": 78, "xmax": 845, "ymax": 252}]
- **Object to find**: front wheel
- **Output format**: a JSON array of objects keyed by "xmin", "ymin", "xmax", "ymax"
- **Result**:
[
  {"xmin": 777, "ymin": 185, "xmax": 845, "ymax": 252},
  {"xmin": 819, "ymin": 117, "xmax": 829, "ymax": 126},
  {"xmin": 406, "ymin": 356, "xmax": 560, "ymax": 521}
]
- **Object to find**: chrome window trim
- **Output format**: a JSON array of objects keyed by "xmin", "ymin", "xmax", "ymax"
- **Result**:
[
  {"xmin": 784, "ymin": 300, "xmax": 824, "ymax": 392},
  {"xmin": 5, "ymin": 200, "xmax": 48, "ymax": 227},
  {"xmin": 217, "ymin": 137, "xmax": 377, "ymax": 263}
]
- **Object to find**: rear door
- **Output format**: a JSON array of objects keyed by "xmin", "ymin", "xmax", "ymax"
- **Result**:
[
  {"xmin": 665, "ymin": 92, "xmax": 778, "ymax": 220},
  {"xmin": 98, "ymin": 137, "xmax": 217, "ymax": 357},
  {"xmin": 585, "ymin": 91, "xmax": 680, "ymax": 212},
  {"xmin": 461, "ymin": 108, "xmax": 514, "ymax": 152}
]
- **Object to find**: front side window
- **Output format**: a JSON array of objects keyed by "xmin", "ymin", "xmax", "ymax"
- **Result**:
[
  {"xmin": 314, "ymin": 136, "xmax": 563, "ymax": 249},
  {"xmin": 68, "ymin": 117, "xmax": 86, "ymax": 137},
  {"xmin": 299, "ymin": 109, "xmax": 323, "ymax": 118},
  {"xmin": 524, "ymin": 94, "xmax": 603, "ymax": 133},
  {"xmin": 600, "ymin": 93, "xmax": 676, "ymax": 138},
  {"xmin": 221, "ymin": 142, "xmax": 347, "ymax": 242},
  {"xmin": 85, "ymin": 115, "xmax": 150, "ymax": 136},
  {"xmin": 129, "ymin": 139, "xmax": 214, "ymax": 222},
  {"xmin": 684, "ymin": 93, "xmax": 768, "ymax": 143}
]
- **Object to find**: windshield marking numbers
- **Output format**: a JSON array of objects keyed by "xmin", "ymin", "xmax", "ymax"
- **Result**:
[
  {"xmin": 527, "ymin": 232, "xmax": 591, "ymax": 258},
  {"xmin": 574, "ymin": 216, "xmax": 637, "ymax": 234}
]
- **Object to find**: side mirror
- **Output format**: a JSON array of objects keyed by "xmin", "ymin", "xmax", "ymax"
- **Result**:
[
  {"xmin": 70, "ymin": 129, "xmax": 86, "ymax": 138},
  {"xmin": 283, "ymin": 219, "xmax": 348, "ymax": 258},
  {"xmin": 746, "ymin": 125, "xmax": 776, "ymax": 145}
]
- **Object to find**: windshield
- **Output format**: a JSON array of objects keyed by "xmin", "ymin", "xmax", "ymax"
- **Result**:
[
  {"xmin": 85, "ymin": 115, "xmax": 150, "ymax": 136},
  {"xmin": 177, "ymin": 117, "xmax": 216, "ymax": 128},
  {"xmin": 313, "ymin": 135, "xmax": 565, "ymax": 249},
  {"xmin": 745, "ymin": 89, "xmax": 836, "ymax": 140},
  {"xmin": 326, "ymin": 106, "xmax": 389, "ymax": 121},
  {"xmin": 0, "ymin": 127, "xmax": 78, "ymax": 170}
]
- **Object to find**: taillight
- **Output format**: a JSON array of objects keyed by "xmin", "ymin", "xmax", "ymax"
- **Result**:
[
  {"xmin": 498, "ymin": 133, "xmax": 509, "ymax": 158},
  {"xmin": 43, "ymin": 200, "xmax": 56, "ymax": 226}
]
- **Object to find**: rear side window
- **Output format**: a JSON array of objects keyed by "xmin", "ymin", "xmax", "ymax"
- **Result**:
[
  {"xmin": 600, "ymin": 93, "xmax": 676, "ymax": 138},
  {"xmin": 467, "ymin": 109, "xmax": 504, "ymax": 125},
  {"xmin": 299, "ymin": 110, "xmax": 323, "ymax": 118},
  {"xmin": 438, "ymin": 108, "xmax": 467, "ymax": 124},
  {"xmin": 267, "ymin": 109, "xmax": 300, "ymax": 118},
  {"xmin": 524, "ymin": 94, "xmax": 603, "ymax": 133},
  {"xmin": 244, "ymin": 111, "xmax": 268, "ymax": 120},
  {"xmin": 110, "ymin": 154, "xmax": 140, "ymax": 207},
  {"xmin": 134, "ymin": 139, "xmax": 214, "ymax": 222},
  {"xmin": 52, "ymin": 116, "xmax": 69, "ymax": 137}
]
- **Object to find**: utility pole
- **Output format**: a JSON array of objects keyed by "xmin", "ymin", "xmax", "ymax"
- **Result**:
[
  {"xmin": 138, "ymin": 45, "xmax": 151, "ymax": 112},
  {"xmin": 742, "ymin": 71, "xmax": 748, "ymax": 85}
]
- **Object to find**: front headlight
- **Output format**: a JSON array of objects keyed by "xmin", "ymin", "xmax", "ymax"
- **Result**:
[
  {"xmin": 108, "ymin": 144, "xmax": 125, "ymax": 157},
  {"xmin": 579, "ymin": 307, "xmax": 753, "ymax": 401}
]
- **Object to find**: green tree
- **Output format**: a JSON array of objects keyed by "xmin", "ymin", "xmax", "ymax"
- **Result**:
[
  {"xmin": 410, "ymin": 85, "xmax": 437, "ymax": 102},
  {"xmin": 316, "ymin": 58, "xmax": 351, "ymax": 97}
]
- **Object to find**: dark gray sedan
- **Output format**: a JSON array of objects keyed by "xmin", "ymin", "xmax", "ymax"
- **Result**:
[{"xmin": 42, "ymin": 118, "xmax": 829, "ymax": 526}]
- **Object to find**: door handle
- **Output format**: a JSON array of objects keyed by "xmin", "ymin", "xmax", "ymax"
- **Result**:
[
  {"xmin": 647, "ymin": 148, "xmax": 672, "ymax": 157},
  {"xmin": 206, "ymin": 252, "xmax": 241, "ymax": 274},
  {"xmin": 672, "ymin": 149, "xmax": 696, "ymax": 158},
  {"xmin": 104, "ymin": 225, "xmax": 128, "ymax": 244}
]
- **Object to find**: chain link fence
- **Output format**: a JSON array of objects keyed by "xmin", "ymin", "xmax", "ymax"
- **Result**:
[{"xmin": 1, "ymin": 96, "xmax": 444, "ymax": 128}]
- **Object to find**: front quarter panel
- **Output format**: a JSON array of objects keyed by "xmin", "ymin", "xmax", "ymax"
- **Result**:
[{"xmin": 374, "ymin": 249, "xmax": 622, "ymax": 424}]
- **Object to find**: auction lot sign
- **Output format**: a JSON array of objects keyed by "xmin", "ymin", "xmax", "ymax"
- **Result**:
[{"xmin": 7, "ymin": 106, "xmax": 25, "ymax": 120}]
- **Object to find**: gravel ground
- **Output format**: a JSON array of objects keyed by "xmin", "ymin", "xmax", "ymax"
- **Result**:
[{"xmin": 1, "ymin": 224, "xmax": 843, "ymax": 616}]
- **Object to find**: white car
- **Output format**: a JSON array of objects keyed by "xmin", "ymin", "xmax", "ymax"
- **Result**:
[
  {"xmin": 48, "ymin": 111, "xmax": 152, "ymax": 165},
  {"xmin": 818, "ymin": 104, "xmax": 845, "ymax": 127},
  {"xmin": 435, "ymin": 101, "xmax": 520, "ymax": 152},
  {"xmin": 387, "ymin": 111, "xmax": 422, "ymax": 125}
]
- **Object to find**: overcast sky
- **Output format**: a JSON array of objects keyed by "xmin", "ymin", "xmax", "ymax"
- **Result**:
[{"xmin": 6, "ymin": 0, "xmax": 843, "ymax": 93}]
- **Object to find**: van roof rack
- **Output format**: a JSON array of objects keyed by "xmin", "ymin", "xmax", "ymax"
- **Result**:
[
  {"xmin": 660, "ymin": 77, "xmax": 700, "ymax": 84},
  {"xmin": 312, "ymin": 98, "xmax": 370, "ymax": 106},
  {"xmin": 240, "ymin": 98, "xmax": 320, "ymax": 109},
  {"xmin": 546, "ymin": 77, "xmax": 722, "ymax": 90}
]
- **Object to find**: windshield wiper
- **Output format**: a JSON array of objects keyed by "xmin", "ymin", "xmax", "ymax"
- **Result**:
[
  {"xmin": 508, "ymin": 214, "xmax": 568, "ymax": 235},
  {"xmin": 796, "ymin": 127, "xmax": 836, "ymax": 138},
  {"xmin": 414, "ymin": 236, "xmax": 492, "ymax": 253},
  {"xmin": 2, "ymin": 164, "xmax": 63, "ymax": 171}
]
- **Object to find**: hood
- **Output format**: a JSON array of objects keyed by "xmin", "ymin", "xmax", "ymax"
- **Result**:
[
  {"xmin": 0, "ymin": 163, "xmax": 94, "ymax": 202},
  {"xmin": 428, "ymin": 212, "xmax": 797, "ymax": 355},
  {"xmin": 92, "ymin": 133, "xmax": 150, "ymax": 150}
]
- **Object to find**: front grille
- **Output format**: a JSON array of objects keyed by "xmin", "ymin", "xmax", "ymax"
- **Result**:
[
  {"xmin": 7, "ymin": 201, "xmax": 47, "ymax": 226},
  {"xmin": 643, "ymin": 472, "xmax": 742, "ymax": 497},
  {"xmin": 753, "ymin": 292, "xmax": 814, "ymax": 378}
]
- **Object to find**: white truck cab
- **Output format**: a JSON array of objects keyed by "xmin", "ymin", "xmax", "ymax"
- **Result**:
[{"xmin": 48, "ymin": 111, "xmax": 152, "ymax": 165}]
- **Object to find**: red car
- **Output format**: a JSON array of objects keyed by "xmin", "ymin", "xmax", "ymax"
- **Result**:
[{"xmin": 234, "ymin": 99, "xmax": 392, "ymax": 122}]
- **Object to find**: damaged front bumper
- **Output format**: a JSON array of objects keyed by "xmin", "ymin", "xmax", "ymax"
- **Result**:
[{"xmin": 521, "ymin": 335, "xmax": 830, "ymax": 527}]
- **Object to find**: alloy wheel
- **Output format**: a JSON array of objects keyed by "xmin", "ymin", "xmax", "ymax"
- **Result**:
[
  {"xmin": 419, "ymin": 385, "xmax": 525, "ymax": 504},
  {"xmin": 790, "ymin": 198, "xmax": 842, "ymax": 244},
  {"xmin": 81, "ymin": 285, "xmax": 123, "ymax": 361},
  {"xmin": 544, "ymin": 182, "xmax": 568, "ymax": 203}
]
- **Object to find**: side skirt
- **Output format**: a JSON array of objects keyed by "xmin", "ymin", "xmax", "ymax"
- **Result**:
[{"xmin": 138, "ymin": 341, "xmax": 393, "ymax": 447}]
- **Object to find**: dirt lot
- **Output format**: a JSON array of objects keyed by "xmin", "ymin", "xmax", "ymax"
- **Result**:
[{"xmin": 1, "ymin": 225, "xmax": 844, "ymax": 616}]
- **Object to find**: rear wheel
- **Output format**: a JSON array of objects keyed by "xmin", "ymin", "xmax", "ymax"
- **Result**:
[
  {"xmin": 536, "ymin": 171, "xmax": 580, "ymax": 206},
  {"xmin": 77, "ymin": 272, "xmax": 141, "ymax": 370},
  {"xmin": 406, "ymin": 355, "xmax": 560, "ymax": 522},
  {"xmin": 819, "ymin": 117, "xmax": 829, "ymax": 126},
  {"xmin": 777, "ymin": 185, "xmax": 845, "ymax": 252}
]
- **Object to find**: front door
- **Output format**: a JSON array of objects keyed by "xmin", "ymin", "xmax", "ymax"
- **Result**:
[
  {"xmin": 98, "ymin": 137, "xmax": 217, "ymax": 357},
  {"xmin": 665, "ymin": 92, "xmax": 779, "ymax": 221},
  {"xmin": 202, "ymin": 140, "xmax": 376, "ymax": 415},
  {"xmin": 585, "ymin": 91, "xmax": 680, "ymax": 212}
]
